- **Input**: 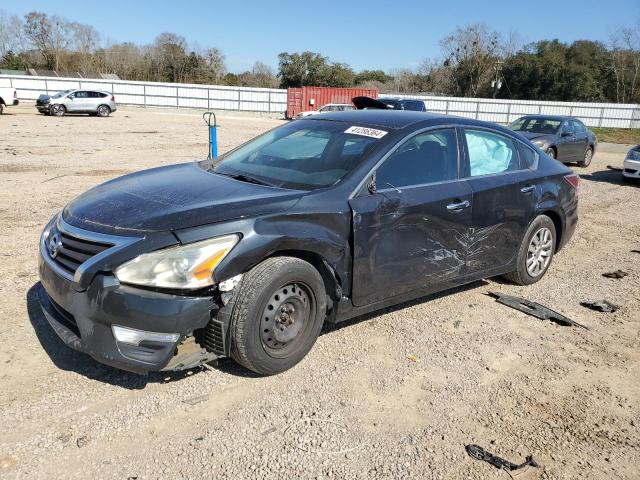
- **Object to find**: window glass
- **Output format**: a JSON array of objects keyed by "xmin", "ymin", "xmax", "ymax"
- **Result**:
[
  {"xmin": 571, "ymin": 120, "xmax": 586, "ymax": 133},
  {"xmin": 403, "ymin": 101, "xmax": 425, "ymax": 111},
  {"xmin": 465, "ymin": 129, "xmax": 519, "ymax": 177},
  {"xmin": 376, "ymin": 129, "xmax": 458, "ymax": 188},
  {"xmin": 518, "ymin": 143, "xmax": 537, "ymax": 169},
  {"xmin": 509, "ymin": 117, "xmax": 561, "ymax": 134},
  {"xmin": 75, "ymin": 91, "xmax": 89, "ymax": 98},
  {"xmin": 212, "ymin": 119, "xmax": 381, "ymax": 190}
]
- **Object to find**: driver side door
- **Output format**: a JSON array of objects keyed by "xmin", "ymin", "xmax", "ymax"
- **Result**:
[{"xmin": 349, "ymin": 128, "xmax": 473, "ymax": 307}]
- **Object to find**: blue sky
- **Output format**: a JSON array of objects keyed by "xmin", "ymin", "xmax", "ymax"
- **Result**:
[{"xmin": 3, "ymin": 0, "xmax": 639, "ymax": 72}]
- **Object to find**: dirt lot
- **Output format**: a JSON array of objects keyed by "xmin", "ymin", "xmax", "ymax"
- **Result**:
[{"xmin": 0, "ymin": 104, "xmax": 639, "ymax": 480}]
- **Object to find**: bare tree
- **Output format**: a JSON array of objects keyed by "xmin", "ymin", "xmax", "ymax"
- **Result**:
[
  {"xmin": 23, "ymin": 12, "xmax": 72, "ymax": 70},
  {"xmin": 0, "ymin": 10, "xmax": 27, "ymax": 59},
  {"xmin": 440, "ymin": 23, "xmax": 503, "ymax": 96},
  {"xmin": 609, "ymin": 24, "xmax": 640, "ymax": 103},
  {"xmin": 69, "ymin": 22, "xmax": 100, "ymax": 73}
]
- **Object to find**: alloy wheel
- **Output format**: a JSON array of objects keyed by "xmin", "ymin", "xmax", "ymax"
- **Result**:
[{"xmin": 526, "ymin": 227, "xmax": 553, "ymax": 277}]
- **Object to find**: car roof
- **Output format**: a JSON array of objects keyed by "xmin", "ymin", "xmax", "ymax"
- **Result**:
[
  {"xmin": 307, "ymin": 109, "xmax": 502, "ymax": 131},
  {"xmin": 518, "ymin": 115, "xmax": 579, "ymax": 122}
]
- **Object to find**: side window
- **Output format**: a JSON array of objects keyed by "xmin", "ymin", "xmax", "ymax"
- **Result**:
[
  {"xmin": 464, "ymin": 129, "xmax": 520, "ymax": 177},
  {"xmin": 376, "ymin": 129, "xmax": 458, "ymax": 188},
  {"xmin": 518, "ymin": 142, "xmax": 538, "ymax": 169},
  {"xmin": 572, "ymin": 120, "xmax": 586, "ymax": 133},
  {"xmin": 75, "ymin": 91, "xmax": 88, "ymax": 98}
]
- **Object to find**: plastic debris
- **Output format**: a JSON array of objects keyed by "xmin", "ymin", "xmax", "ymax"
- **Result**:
[
  {"xmin": 603, "ymin": 270, "xmax": 628, "ymax": 279},
  {"xmin": 488, "ymin": 292, "xmax": 588, "ymax": 329},
  {"xmin": 580, "ymin": 300, "xmax": 619, "ymax": 313},
  {"xmin": 465, "ymin": 444, "xmax": 539, "ymax": 471}
]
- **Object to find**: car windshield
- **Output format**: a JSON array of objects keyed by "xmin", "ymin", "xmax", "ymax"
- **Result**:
[
  {"xmin": 509, "ymin": 117, "xmax": 561, "ymax": 134},
  {"xmin": 211, "ymin": 119, "xmax": 384, "ymax": 190},
  {"xmin": 51, "ymin": 89, "xmax": 72, "ymax": 99}
]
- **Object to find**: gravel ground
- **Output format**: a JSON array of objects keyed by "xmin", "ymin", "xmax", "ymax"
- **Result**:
[{"xmin": 0, "ymin": 104, "xmax": 639, "ymax": 480}]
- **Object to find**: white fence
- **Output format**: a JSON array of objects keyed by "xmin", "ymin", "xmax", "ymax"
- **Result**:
[
  {"xmin": 2, "ymin": 74, "xmax": 639, "ymax": 128},
  {"xmin": 390, "ymin": 93, "xmax": 640, "ymax": 129},
  {"xmin": 0, "ymin": 74, "xmax": 287, "ymax": 114}
]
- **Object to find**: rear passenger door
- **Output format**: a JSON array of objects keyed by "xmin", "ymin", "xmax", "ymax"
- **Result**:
[
  {"xmin": 571, "ymin": 120, "xmax": 589, "ymax": 157},
  {"xmin": 349, "ymin": 128, "xmax": 473, "ymax": 306},
  {"xmin": 462, "ymin": 128, "xmax": 538, "ymax": 277}
]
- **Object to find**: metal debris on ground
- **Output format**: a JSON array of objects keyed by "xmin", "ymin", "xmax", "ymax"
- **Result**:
[
  {"xmin": 602, "ymin": 270, "xmax": 628, "ymax": 279},
  {"xmin": 487, "ymin": 292, "xmax": 588, "ymax": 329},
  {"xmin": 580, "ymin": 300, "xmax": 619, "ymax": 313},
  {"xmin": 631, "ymin": 250, "xmax": 640, "ymax": 254},
  {"xmin": 466, "ymin": 444, "xmax": 539, "ymax": 472}
]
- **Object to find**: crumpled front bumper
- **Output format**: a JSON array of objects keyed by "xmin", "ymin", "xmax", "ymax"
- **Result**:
[{"xmin": 38, "ymin": 251, "xmax": 223, "ymax": 374}]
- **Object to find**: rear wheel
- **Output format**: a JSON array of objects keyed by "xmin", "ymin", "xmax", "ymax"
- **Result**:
[
  {"xmin": 50, "ymin": 104, "xmax": 65, "ymax": 116},
  {"xmin": 96, "ymin": 105, "xmax": 111, "ymax": 117},
  {"xmin": 578, "ymin": 147, "xmax": 593, "ymax": 168},
  {"xmin": 502, "ymin": 215, "xmax": 556, "ymax": 286},
  {"xmin": 229, "ymin": 257, "xmax": 326, "ymax": 375}
]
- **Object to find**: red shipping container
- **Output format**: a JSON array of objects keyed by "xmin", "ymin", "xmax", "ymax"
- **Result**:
[{"xmin": 286, "ymin": 86, "xmax": 378, "ymax": 119}]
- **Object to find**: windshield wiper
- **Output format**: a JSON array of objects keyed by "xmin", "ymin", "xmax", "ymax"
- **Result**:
[{"xmin": 215, "ymin": 171, "xmax": 273, "ymax": 186}]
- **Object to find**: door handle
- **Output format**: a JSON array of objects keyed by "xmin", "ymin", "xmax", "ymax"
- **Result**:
[
  {"xmin": 446, "ymin": 200, "xmax": 470, "ymax": 211},
  {"xmin": 520, "ymin": 185, "xmax": 535, "ymax": 194}
]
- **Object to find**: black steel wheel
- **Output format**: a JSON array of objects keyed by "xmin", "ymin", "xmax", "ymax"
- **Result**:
[{"xmin": 229, "ymin": 257, "xmax": 326, "ymax": 375}]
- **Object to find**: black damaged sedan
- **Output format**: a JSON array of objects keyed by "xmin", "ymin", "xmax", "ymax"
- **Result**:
[{"xmin": 38, "ymin": 110, "xmax": 579, "ymax": 375}]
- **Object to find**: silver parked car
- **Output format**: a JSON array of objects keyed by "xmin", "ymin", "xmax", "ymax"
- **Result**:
[{"xmin": 35, "ymin": 89, "xmax": 117, "ymax": 117}]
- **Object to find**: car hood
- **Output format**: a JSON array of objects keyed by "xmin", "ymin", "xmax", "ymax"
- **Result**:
[
  {"xmin": 516, "ymin": 131, "xmax": 555, "ymax": 142},
  {"xmin": 62, "ymin": 162, "xmax": 303, "ymax": 234}
]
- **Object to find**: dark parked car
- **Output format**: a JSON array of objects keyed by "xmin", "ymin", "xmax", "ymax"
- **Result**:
[
  {"xmin": 378, "ymin": 97, "xmax": 427, "ymax": 111},
  {"xmin": 508, "ymin": 115, "xmax": 597, "ymax": 167},
  {"xmin": 38, "ymin": 111, "xmax": 579, "ymax": 375}
]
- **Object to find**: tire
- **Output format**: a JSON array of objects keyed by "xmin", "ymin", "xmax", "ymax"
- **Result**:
[
  {"xmin": 502, "ymin": 215, "xmax": 556, "ymax": 286},
  {"xmin": 96, "ymin": 105, "xmax": 110, "ymax": 117},
  {"xmin": 578, "ymin": 147, "xmax": 593, "ymax": 168},
  {"xmin": 0, "ymin": 103, "xmax": 4, "ymax": 115},
  {"xmin": 51, "ymin": 105, "xmax": 65, "ymax": 116},
  {"xmin": 546, "ymin": 147, "xmax": 556, "ymax": 159},
  {"xmin": 229, "ymin": 256, "xmax": 326, "ymax": 375}
]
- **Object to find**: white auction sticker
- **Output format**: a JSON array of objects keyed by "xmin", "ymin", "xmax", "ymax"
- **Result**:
[{"xmin": 344, "ymin": 126, "xmax": 388, "ymax": 139}]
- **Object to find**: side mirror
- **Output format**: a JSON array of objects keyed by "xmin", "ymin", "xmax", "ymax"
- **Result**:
[{"xmin": 561, "ymin": 130, "xmax": 574, "ymax": 137}]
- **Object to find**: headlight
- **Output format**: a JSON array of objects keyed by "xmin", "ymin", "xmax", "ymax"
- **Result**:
[
  {"xmin": 533, "ymin": 139, "xmax": 547, "ymax": 148},
  {"xmin": 115, "ymin": 234, "xmax": 239, "ymax": 289}
]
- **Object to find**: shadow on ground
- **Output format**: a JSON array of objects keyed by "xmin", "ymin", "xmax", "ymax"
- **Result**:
[
  {"xmin": 28, "ymin": 279, "xmax": 489, "ymax": 386},
  {"xmin": 581, "ymin": 168, "xmax": 637, "ymax": 187}
]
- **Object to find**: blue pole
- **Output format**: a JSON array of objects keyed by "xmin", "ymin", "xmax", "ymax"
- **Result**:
[{"xmin": 210, "ymin": 125, "xmax": 218, "ymax": 159}]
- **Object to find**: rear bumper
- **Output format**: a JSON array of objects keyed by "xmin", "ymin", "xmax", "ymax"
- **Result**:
[
  {"xmin": 37, "ymin": 251, "xmax": 222, "ymax": 374},
  {"xmin": 12, "ymin": 99, "xmax": 19, "ymax": 106}
]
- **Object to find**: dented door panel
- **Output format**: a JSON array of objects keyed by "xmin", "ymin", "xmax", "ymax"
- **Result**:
[{"xmin": 349, "ymin": 181, "xmax": 473, "ymax": 307}]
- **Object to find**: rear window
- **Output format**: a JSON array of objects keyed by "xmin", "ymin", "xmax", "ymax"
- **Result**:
[
  {"xmin": 212, "ymin": 119, "xmax": 384, "ymax": 190},
  {"xmin": 402, "ymin": 100, "xmax": 425, "ymax": 111},
  {"xmin": 510, "ymin": 118, "xmax": 561, "ymax": 134}
]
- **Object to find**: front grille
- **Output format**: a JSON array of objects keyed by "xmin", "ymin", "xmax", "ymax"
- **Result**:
[
  {"xmin": 49, "ymin": 297, "xmax": 81, "ymax": 338},
  {"xmin": 200, "ymin": 319, "xmax": 226, "ymax": 355},
  {"xmin": 49, "ymin": 229, "xmax": 113, "ymax": 276}
]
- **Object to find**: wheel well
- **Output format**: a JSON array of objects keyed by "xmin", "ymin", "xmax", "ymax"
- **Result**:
[
  {"xmin": 269, "ymin": 250, "xmax": 341, "ymax": 302},
  {"xmin": 540, "ymin": 210, "xmax": 563, "ymax": 251},
  {"xmin": 0, "ymin": 97, "xmax": 5, "ymax": 105}
]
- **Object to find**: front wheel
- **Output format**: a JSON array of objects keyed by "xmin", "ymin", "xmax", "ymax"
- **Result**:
[
  {"xmin": 50, "ymin": 104, "xmax": 65, "ymax": 116},
  {"xmin": 502, "ymin": 215, "xmax": 556, "ymax": 286},
  {"xmin": 578, "ymin": 147, "xmax": 593, "ymax": 168},
  {"xmin": 229, "ymin": 257, "xmax": 327, "ymax": 375}
]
